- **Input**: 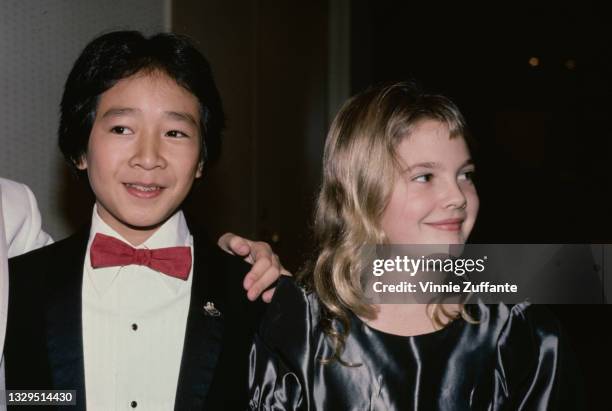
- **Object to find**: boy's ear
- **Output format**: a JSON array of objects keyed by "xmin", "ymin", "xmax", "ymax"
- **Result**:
[
  {"xmin": 195, "ymin": 161, "xmax": 204, "ymax": 178},
  {"xmin": 75, "ymin": 155, "xmax": 88, "ymax": 170}
]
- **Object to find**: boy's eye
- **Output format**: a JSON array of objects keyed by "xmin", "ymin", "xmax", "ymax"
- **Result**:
[
  {"xmin": 110, "ymin": 126, "xmax": 132, "ymax": 135},
  {"xmin": 412, "ymin": 174, "xmax": 433, "ymax": 183},
  {"xmin": 166, "ymin": 130, "xmax": 189, "ymax": 138}
]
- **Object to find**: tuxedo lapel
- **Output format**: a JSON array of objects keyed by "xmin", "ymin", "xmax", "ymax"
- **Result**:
[
  {"xmin": 45, "ymin": 228, "xmax": 89, "ymax": 410},
  {"xmin": 174, "ymin": 233, "xmax": 226, "ymax": 410}
]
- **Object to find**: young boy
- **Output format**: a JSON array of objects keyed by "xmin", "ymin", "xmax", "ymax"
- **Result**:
[{"xmin": 5, "ymin": 31, "xmax": 282, "ymax": 410}]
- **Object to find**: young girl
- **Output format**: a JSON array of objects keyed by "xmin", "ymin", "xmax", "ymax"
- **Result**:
[{"xmin": 248, "ymin": 82, "xmax": 579, "ymax": 410}]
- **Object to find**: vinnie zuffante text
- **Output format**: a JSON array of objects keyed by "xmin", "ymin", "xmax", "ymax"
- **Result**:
[{"xmin": 371, "ymin": 256, "xmax": 519, "ymax": 294}]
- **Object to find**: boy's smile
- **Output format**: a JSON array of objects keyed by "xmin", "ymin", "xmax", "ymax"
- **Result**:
[{"xmin": 77, "ymin": 70, "xmax": 203, "ymax": 246}]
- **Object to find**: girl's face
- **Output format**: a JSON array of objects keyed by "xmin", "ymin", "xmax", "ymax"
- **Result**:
[{"xmin": 380, "ymin": 119, "xmax": 479, "ymax": 245}]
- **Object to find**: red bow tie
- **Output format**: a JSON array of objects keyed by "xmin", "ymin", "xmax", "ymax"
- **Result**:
[{"xmin": 90, "ymin": 233, "xmax": 192, "ymax": 280}]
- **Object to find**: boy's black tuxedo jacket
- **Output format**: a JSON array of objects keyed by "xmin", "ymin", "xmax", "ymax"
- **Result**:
[{"xmin": 5, "ymin": 223, "xmax": 265, "ymax": 410}]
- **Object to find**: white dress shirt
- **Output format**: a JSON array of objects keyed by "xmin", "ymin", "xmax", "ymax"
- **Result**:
[{"xmin": 82, "ymin": 206, "xmax": 193, "ymax": 410}]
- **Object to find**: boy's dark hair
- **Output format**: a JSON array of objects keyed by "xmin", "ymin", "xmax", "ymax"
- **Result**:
[{"xmin": 59, "ymin": 30, "xmax": 225, "ymax": 173}]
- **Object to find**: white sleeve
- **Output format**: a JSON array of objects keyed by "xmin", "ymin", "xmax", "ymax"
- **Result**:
[{"xmin": 0, "ymin": 178, "xmax": 53, "ymax": 258}]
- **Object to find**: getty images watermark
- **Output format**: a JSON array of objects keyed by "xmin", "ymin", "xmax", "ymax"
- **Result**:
[
  {"xmin": 372, "ymin": 254, "xmax": 517, "ymax": 294},
  {"xmin": 361, "ymin": 244, "xmax": 611, "ymax": 304}
]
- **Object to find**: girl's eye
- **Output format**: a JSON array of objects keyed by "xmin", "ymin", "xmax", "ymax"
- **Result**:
[
  {"xmin": 110, "ymin": 126, "xmax": 132, "ymax": 135},
  {"xmin": 413, "ymin": 173, "xmax": 433, "ymax": 183},
  {"xmin": 459, "ymin": 170, "xmax": 476, "ymax": 181},
  {"xmin": 166, "ymin": 130, "xmax": 189, "ymax": 138}
]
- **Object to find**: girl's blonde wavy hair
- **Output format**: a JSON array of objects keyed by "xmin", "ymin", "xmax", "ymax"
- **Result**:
[{"xmin": 297, "ymin": 82, "xmax": 474, "ymax": 364}]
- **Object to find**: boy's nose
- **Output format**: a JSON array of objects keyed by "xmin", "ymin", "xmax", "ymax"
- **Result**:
[{"xmin": 129, "ymin": 135, "xmax": 167, "ymax": 170}]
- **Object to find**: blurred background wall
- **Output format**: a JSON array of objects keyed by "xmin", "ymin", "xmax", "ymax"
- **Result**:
[
  {"xmin": 0, "ymin": 0, "xmax": 169, "ymax": 240},
  {"xmin": 173, "ymin": 0, "xmax": 333, "ymax": 272}
]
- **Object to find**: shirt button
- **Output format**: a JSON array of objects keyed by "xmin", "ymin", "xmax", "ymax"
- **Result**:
[
  {"xmin": 131, "ymin": 323, "xmax": 138, "ymax": 331},
  {"xmin": 130, "ymin": 400, "xmax": 137, "ymax": 408}
]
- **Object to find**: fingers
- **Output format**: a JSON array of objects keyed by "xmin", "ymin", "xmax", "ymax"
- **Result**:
[
  {"xmin": 262, "ymin": 288, "xmax": 275, "ymax": 303},
  {"xmin": 217, "ymin": 232, "xmax": 236, "ymax": 253},
  {"xmin": 244, "ymin": 254, "xmax": 282, "ymax": 301},
  {"xmin": 251, "ymin": 266, "xmax": 292, "ymax": 302},
  {"xmin": 219, "ymin": 234, "xmax": 289, "ymax": 302},
  {"xmin": 247, "ymin": 240, "xmax": 274, "ymax": 263},
  {"xmin": 217, "ymin": 232, "xmax": 252, "ymax": 258},
  {"xmin": 243, "ymin": 240, "xmax": 279, "ymax": 285}
]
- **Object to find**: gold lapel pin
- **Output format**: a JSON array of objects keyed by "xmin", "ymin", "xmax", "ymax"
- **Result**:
[{"xmin": 203, "ymin": 301, "xmax": 221, "ymax": 317}]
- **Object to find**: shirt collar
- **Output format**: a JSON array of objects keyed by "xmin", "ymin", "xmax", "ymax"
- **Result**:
[{"xmin": 85, "ymin": 205, "xmax": 193, "ymax": 296}]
